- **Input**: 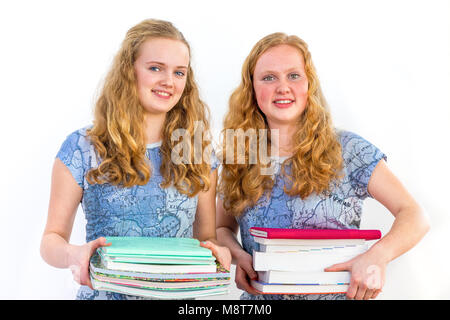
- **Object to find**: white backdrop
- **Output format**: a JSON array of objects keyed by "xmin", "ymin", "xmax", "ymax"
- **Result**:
[{"xmin": 1, "ymin": 0, "xmax": 449, "ymax": 299}]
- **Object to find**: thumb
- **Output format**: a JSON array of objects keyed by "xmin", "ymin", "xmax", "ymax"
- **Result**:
[
  {"xmin": 324, "ymin": 261, "xmax": 351, "ymax": 272},
  {"xmin": 89, "ymin": 237, "xmax": 111, "ymax": 254},
  {"xmin": 200, "ymin": 241, "xmax": 231, "ymax": 271},
  {"xmin": 240, "ymin": 261, "xmax": 258, "ymax": 280},
  {"xmin": 199, "ymin": 240, "xmax": 214, "ymax": 249},
  {"xmin": 200, "ymin": 241, "xmax": 216, "ymax": 256}
]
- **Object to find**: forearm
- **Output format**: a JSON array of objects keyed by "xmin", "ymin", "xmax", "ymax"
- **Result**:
[
  {"xmin": 216, "ymin": 226, "xmax": 247, "ymax": 265},
  {"xmin": 368, "ymin": 204, "xmax": 430, "ymax": 263},
  {"xmin": 40, "ymin": 232, "xmax": 73, "ymax": 269}
]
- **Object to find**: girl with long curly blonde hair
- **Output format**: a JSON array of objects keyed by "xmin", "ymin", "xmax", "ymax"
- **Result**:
[
  {"xmin": 40, "ymin": 19, "xmax": 230, "ymax": 300},
  {"xmin": 216, "ymin": 32, "xmax": 429, "ymax": 301}
]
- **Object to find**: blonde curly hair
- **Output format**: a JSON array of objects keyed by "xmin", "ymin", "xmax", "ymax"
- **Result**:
[
  {"xmin": 219, "ymin": 32, "xmax": 344, "ymax": 216},
  {"xmin": 86, "ymin": 19, "xmax": 213, "ymax": 196}
]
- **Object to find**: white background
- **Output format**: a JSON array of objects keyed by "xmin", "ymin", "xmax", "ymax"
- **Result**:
[{"xmin": 0, "ymin": 0, "xmax": 449, "ymax": 299}]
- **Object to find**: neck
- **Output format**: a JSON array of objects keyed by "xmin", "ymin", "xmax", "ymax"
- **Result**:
[
  {"xmin": 144, "ymin": 112, "xmax": 166, "ymax": 145},
  {"xmin": 268, "ymin": 123, "xmax": 296, "ymax": 157}
]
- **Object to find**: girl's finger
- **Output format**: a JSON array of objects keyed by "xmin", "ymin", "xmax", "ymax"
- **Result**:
[
  {"xmin": 346, "ymin": 282, "xmax": 358, "ymax": 299},
  {"xmin": 363, "ymin": 288, "xmax": 375, "ymax": 300},
  {"xmin": 371, "ymin": 289, "xmax": 382, "ymax": 299},
  {"xmin": 354, "ymin": 286, "xmax": 367, "ymax": 300},
  {"xmin": 236, "ymin": 266, "xmax": 260, "ymax": 295}
]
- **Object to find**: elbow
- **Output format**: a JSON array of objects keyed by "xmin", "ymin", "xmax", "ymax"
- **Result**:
[
  {"xmin": 423, "ymin": 214, "xmax": 431, "ymax": 236},
  {"xmin": 417, "ymin": 205, "xmax": 431, "ymax": 238},
  {"xmin": 40, "ymin": 234, "xmax": 48, "ymax": 263}
]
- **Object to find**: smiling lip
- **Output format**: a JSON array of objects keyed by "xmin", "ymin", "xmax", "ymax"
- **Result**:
[
  {"xmin": 152, "ymin": 89, "xmax": 172, "ymax": 99},
  {"xmin": 273, "ymin": 99, "xmax": 295, "ymax": 108}
]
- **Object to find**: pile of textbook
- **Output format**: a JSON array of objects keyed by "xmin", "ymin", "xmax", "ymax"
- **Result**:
[
  {"xmin": 249, "ymin": 227, "xmax": 381, "ymax": 294},
  {"xmin": 89, "ymin": 237, "xmax": 230, "ymax": 299}
]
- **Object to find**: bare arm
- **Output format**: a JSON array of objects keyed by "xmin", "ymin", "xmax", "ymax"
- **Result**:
[
  {"xmin": 216, "ymin": 198, "xmax": 246, "ymax": 264},
  {"xmin": 40, "ymin": 158, "xmax": 109, "ymax": 289},
  {"xmin": 216, "ymin": 197, "xmax": 259, "ymax": 295},
  {"xmin": 193, "ymin": 169, "xmax": 218, "ymax": 242},
  {"xmin": 40, "ymin": 158, "xmax": 82, "ymax": 268},
  {"xmin": 194, "ymin": 169, "xmax": 231, "ymax": 270},
  {"xmin": 366, "ymin": 160, "xmax": 430, "ymax": 261},
  {"xmin": 326, "ymin": 159, "xmax": 430, "ymax": 299}
]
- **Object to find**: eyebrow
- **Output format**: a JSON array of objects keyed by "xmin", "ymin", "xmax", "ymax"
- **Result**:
[
  {"xmin": 145, "ymin": 61, "xmax": 188, "ymax": 69},
  {"xmin": 257, "ymin": 67, "xmax": 303, "ymax": 75}
]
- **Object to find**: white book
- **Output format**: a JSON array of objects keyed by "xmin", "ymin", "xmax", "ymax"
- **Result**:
[
  {"xmin": 253, "ymin": 247, "xmax": 366, "ymax": 272},
  {"xmin": 251, "ymin": 280, "xmax": 349, "ymax": 294},
  {"xmin": 91, "ymin": 271, "xmax": 230, "ymax": 289},
  {"xmin": 91, "ymin": 277, "xmax": 229, "ymax": 299},
  {"xmin": 258, "ymin": 243, "xmax": 368, "ymax": 253},
  {"xmin": 253, "ymin": 237, "xmax": 366, "ymax": 246},
  {"xmin": 257, "ymin": 270, "xmax": 351, "ymax": 285},
  {"xmin": 102, "ymin": 256, "xmax": 217, "ymax": 274}
]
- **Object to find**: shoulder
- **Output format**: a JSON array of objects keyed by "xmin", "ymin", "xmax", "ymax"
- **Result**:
[
  {"xmin": 335, "ymin": 129, "xmax": 385, "ymax": 162},
  {"xmin": 61, "ymin": 125, "xmax": 93, "ymax": 149},
  {"xmin": 334, "ymin": 129, "xmax": 387, "ymax": 198},
  {"xmin": 57, "ymin": 125, "xmax": 95, "ymax": 163},
  {"xmin": 335, "ymin": 129, "xmax": 371, "ymax": 150},
  {"xmin": 56, "ymin": 125, "xmax": 95, "ymax": 188}
]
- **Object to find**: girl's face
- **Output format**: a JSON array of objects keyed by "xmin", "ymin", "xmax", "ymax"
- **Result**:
[
  {"xmin": 252, "ymin": 44, "xmax": 309, "ymax": 128},
  {"xmin": 134, "ymin": 38, "xmax": 189, "ymax": 115}
]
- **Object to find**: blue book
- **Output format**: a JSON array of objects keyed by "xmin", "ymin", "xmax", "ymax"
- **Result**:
[{"xmin": 99, "ymin": 237, "xmax": 213, "ymax": 258}]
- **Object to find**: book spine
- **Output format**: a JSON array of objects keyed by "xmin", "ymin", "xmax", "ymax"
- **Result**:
[
  {"xmin": 250, "ymin": 228, "xmax": 381, "ymax": 240},
  {"xmin": 250, "ymin": 280, "xmax": 349, "ymax": 294},
  {"xmin": 253, "ymin": 237, "xmax": 366, "ymax": 246},
  {"xmin": 253, "ymin": 249, "xmax": 365, "ymax": 272},
  {"xmin": 257, "ymin": 271, "xmax": 351, "ymax": 285},
  {"xmin": 259, "ymin": 243, "xmax": 367, "ymax": 253}
]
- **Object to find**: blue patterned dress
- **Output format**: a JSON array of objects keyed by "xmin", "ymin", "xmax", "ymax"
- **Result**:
[
  {"xmin": 235, "ymin": 130, "xmax": 387, "ymax": 300},
  {"xmin": 56, "ymin": 126, "xmax": 218, "ymax": 300}
]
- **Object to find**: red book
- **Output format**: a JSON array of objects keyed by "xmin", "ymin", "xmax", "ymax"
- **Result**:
[{"xmin": 249, "ymin": 227, "xmax": 381, "ymax": 240}]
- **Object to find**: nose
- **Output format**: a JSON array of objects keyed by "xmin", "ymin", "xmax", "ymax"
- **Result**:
[
  {"xmin": 276, "ymin": 79, "xmax": 290, "ymax": 95},
  {"xmin": 160, "ymin": 70, "xmax": 174, "ymax": 88}
]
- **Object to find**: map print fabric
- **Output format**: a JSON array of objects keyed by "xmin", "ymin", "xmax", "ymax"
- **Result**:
[
  {"xmin": 236, "ymin": 130, "xmax": 387, "ymax": 300},
  {"xmin": 56, "ymin": 126, "xmax": 218, "ymax": 300}
]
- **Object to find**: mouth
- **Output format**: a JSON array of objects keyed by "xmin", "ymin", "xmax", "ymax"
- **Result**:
[
  {"xmin": 273, "ymin": 99, "xmax": 295, "ymax": 108},
  {"xmin": 151, "ymin": 89, "xmax": 172, "ymax": 99}
]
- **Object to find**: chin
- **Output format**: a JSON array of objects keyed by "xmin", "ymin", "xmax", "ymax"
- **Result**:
[{"xmin": 142, "ymin": 103, "xmax": 177, "ymax": 115}]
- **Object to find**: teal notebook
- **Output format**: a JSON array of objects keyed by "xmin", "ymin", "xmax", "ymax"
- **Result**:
[
  {"xmin": 100, "ymin": 237, "xmax": 213, "ymax": 258},
  {"xmin": 98, "ymin": 250, "xmax": 215, "ymax": 265}
]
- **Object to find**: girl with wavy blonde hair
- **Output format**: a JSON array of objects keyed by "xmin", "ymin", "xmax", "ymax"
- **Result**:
[
  {"xmin": 40, "ymin": 19, "xmax": 230, "ymax": 300},
  {"xmin": 219, "ymin": 32, "xmax": 343, "ymax": 216},
  {"xmin": 216, "ymin": 32, "xmax": 429, "ymax": 301}
]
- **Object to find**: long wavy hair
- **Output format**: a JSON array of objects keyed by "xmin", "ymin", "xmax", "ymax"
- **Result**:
[
  {"xmin": 219, "ymin": 32, "xmax": 344, "ymax": 216},
  {"xmin": 86, "ymin": 19, "xmax": 213, "ymax": 196}
]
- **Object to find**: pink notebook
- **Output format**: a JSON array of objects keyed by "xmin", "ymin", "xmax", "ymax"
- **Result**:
[{"xmin": 249, "ymin": 227, "xmax": 381, "ymax": 240}]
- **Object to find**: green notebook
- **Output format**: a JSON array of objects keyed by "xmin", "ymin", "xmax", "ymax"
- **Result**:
[{"xmin": 100, "ymin": 237, "xmax": 213, "ymax": 258}]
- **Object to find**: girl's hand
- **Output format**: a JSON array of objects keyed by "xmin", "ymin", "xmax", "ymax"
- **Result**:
[
  {"xmin": 200, "ymin": 240, "xmax": 232, "ymax": 271},
  {"xmin": 67, "ymin": 237, "xmax": 111, "ymax": 290},
  {"xmin": 324, "ymin": 249, "xmax": 387, "ymax": 300},
  {"xmin": 234, "ymin": 251, "xmax": 260, "ymax": 295}
]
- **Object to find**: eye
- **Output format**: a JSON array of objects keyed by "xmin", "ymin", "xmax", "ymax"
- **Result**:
[
  {"xmin": 262, "ymin": 75, "xmax": 275, "ymax": 81},
  {"xmin": 175, "ymin": 70, "xmax": 186, "ymax": 77},
  {"xmin": 289, "ymin": 73, "xmax": 301, "ymax": 80},
  {"xmin": 149, "ymin": 66, "xmax": 161, "ymax": 72}
]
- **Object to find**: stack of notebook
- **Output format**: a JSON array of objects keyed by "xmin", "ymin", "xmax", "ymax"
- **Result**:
[
  {"xmin": 249, "ymin": 227, "xmax": 381, "ymax": 294},
  {"xmin": 89, "ymin": 237, "xmax": 230, "ymax": 299}
]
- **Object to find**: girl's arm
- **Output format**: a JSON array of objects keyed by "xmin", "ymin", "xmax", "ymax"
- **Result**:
[
  {"xmin": 216, "ymin": 198, "xmax": 260, "ymax": 295},
  {"xmin": 40, "ymin": 159, "xmax": 109, "ymax": 289},
  {"xmin": 325, "ymin": 159, "xmax": 430, "ymax": 299},
  {"xmin": 193, "ymin": 169, "xmax": 231, "ymax": 270}
]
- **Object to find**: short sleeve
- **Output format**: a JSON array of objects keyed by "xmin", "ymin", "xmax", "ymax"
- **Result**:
[
  {"xmin": 55, "ymin": 129, "xmax": 91, "ymax": 189},
  {"xmin": 339, "ymin": 130, "xmax": 387, "ymax": 200},
  {"xmin": 210, "ymin": 148, "xmax": 220, "ymax": 171}
]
